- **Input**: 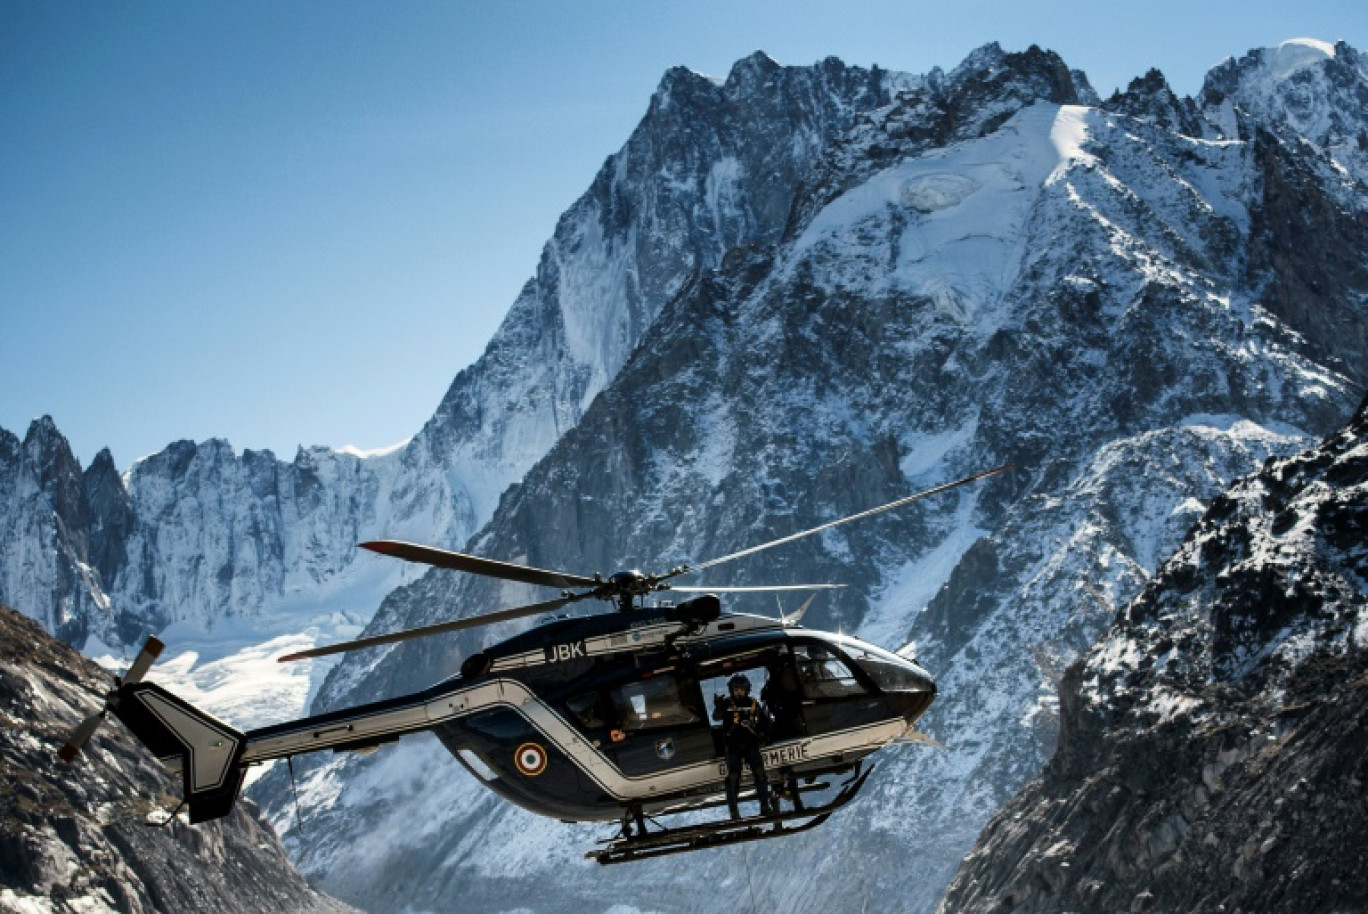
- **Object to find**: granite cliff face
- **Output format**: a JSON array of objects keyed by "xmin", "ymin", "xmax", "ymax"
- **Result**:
[
  {"xmin": 0, "ymin": 421, "xmax": 121, "ymax": 648},
  {"xmin": 250, "ymin": 42, "xmax": 1368, "ymax": 914},
  {"xmin": 938, "ymin": 394, "xmax": 1368, "ymax": 914},
  {"xmin": 0, "ymin": 605, "xmax": 355, "ymax": 914}
]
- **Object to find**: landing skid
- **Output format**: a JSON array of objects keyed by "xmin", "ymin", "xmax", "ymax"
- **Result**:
[{"xmin": 587, "ymin": 764, "xmax": 874, "ymax": 865}]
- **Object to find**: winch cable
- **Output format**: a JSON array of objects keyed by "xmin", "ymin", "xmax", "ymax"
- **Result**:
[
  {"xmin": 286, "ymin": 755, "xmax": 308, "ymax": 842},
  {"xmin": 742, "ymin": 839, "xmax": 761, "ymax": 914}
]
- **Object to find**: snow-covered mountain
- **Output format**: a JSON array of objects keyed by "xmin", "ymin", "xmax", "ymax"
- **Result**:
[
  {"xmin": 4, "ymin": 36, "xmax": 1367, "ymax": 914},
  {"xmin": 1, "ymin": 52, "xmax": 903, "ymax": 724},
  {"xmin": 937, "ymin": 392, "xmax": 1368, "ymax": 913},
  {"xmin": 1202, "ymin": 39, "xmax": 1368, "ymax": 186},
  {"xmin": 241, "ymin": 42, "xmax": 1368, "ymax": 914}
]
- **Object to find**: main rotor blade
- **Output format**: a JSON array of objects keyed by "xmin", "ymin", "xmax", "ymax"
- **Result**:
[
  {"xmin": 680, "ymin": 464, "xmax": 1013, "ymax": 577},
  {"xmin": 361, "ymin": 540, "xmax": 600, "ymax": 590},
  {"xmin": 277, "ymin": 595, "xmax": 580, "ymax": 662},
  {"xmin": 669, "ymin": 584, "xmax": 845, "ymax": 593}
]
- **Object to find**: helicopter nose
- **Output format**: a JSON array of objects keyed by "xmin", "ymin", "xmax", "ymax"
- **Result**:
[
  {"xmin": 888, "ymin": 683, "xmax": 936, "ymax": 726},
  {"xmin": 861, "ymin": 654, "xmax": 936, "ymax": 724}
]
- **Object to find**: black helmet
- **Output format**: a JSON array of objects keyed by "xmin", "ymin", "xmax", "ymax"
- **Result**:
[{"xmin": 728, "ymin": 674, "xmax": 752, "ymax": 693}]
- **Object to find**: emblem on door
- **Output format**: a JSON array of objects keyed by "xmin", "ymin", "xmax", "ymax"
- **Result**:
[{"xmin": 654, "ymin": 738, "xmax": 676, "ymax": 760}]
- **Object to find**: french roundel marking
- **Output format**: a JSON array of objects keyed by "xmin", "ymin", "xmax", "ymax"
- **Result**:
[{"xmin": 515, "ymin": 742, "xmax": 548, "ymax": 777}]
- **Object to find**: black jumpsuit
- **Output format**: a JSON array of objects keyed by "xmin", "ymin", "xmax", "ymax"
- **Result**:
[{"xmin": 713, "ymin": 694, "xmax": 773, "ymax": 817}]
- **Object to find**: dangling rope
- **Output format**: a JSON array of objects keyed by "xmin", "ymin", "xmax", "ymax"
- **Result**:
[
  {"xmin": 145, "ymin": 797, "xmax": 185, "ymax": 828},
  {"xmin": 742, "ymin": 839, "xmax": 762, "ymax": 914},
  {"xmin": 287, "ymin": 755, "xmax": 308, "ymax": 841}
]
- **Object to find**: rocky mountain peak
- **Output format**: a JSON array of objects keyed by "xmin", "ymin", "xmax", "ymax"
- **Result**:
[
  {"xmin": 785, "ymin": 42, "xmax": 1097, "ymax": 235},
  {"xmin": 1205, "ymin": 38, "xmax": 1340, "ymax": 95},
  {"xmin": 1104, "ymin": 67, "xmax": 1206, "ymax": 136},
  {"xmin": 948, "ymin": 41, "xmax": 1007, "ymax": 79},
  {"xmin": 649, "ymin": 62, "xmax": 723, "ymax": 112},
  {"xmin": 81, "ymin": 448, "xmax": 134, "ymax": 619},
  {"xmin": 1201, "ymin": 38, "xmax": 1368, "ymax": 183},
  {"xmin": 132, "ymin": 437, "xmax": 208, "ymax": 482},
  {"xmin": 22, "ymin": 416, "xmax": 79, "ymax": 477},
  {"xmin": 724, "ymin": 49, "xmax": 782, "ymax": 86},
  {"xmin": 0, "ymin": 418, "xmax": 116, "ymax": 646},
  {"xmin": 411, "ymin": 48, "xmax": 904, "ymax": 531},
  {"xmin": 946, "ymin": 42, "xmax": 1085, "ymax": 107},
  {"xmin": 22, "ymin": 414, "xmax": 62, "ymax": 440},
  {"xmin": 20, "ymin": 417, "xmax": 89, "ymax": 540}
]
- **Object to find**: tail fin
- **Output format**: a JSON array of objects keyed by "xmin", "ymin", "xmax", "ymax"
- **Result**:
[{"xmin": 110, "ymin": 682, "xmax": 247, "ymax": 823}]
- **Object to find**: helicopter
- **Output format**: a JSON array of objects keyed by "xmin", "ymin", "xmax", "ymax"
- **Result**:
[{"xmin": 58, "ymin": 465, "xmax": 1008, "ymax": 863}]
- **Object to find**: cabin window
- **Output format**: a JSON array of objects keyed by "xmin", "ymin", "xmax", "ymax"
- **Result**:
[
  {"xmin": 793, "ymin": 643, "xmax": 867, "ymax": 699},
  {"xmin": 608, "ymin": 676, "xmax": 700, "ymax": 732},
  {"xmin": 699, "ymin": 665, "xmax": 771, "ymax": 711},
  {"xmin": 455, "ymin": 748, "xmax": 498, "ymax": 782}
]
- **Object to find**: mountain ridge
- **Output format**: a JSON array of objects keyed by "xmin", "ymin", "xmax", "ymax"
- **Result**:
[{"xmin": 2, "ymin": 52, "xmax": 907, "ymax": 683}]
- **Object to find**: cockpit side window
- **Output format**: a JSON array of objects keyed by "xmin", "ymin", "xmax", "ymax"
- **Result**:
[
  {"xmin": 608, "ymin": 675, "xmax": 701, "ymax": 732},
  {"xmin": 793, "ymin": 642, "xmax": 868, "ymax": 699}
]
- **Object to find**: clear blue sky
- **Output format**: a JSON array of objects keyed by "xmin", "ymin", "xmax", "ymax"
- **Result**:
[{"xmin": 3, "ymin": 1, "xmax": 1363, "ymax": 468}]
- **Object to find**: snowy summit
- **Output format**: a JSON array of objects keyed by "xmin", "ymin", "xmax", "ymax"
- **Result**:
[{"xmin": 1264, "ymin": 37, "xmax": 1337, "ymax": 80}]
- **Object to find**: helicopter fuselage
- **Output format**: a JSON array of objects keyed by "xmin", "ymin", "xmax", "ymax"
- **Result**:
[
  {"xmin": 231, "ymin": 602, "xmax": 936, "ymax": 823},
  {"xmin": 85, "ymin": 467, "xmax": 1010, "ymax": 842}
]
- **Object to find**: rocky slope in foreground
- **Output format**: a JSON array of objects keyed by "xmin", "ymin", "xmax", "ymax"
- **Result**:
[
  {"xmin": 0, "ymin": 605, "xmax": 355, "ymax": 914},
  {"xmin": 939, "ymin": 394, "xmax": 1368, "ymax": 913}
]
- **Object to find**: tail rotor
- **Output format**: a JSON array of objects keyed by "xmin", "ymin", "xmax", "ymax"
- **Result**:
[{"xmin": 58, "ymin": 636, "xmax": 164, "ymax": 762}]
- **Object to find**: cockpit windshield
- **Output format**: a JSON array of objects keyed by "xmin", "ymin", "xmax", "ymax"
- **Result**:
[{"xmin": 838, "ymin": 640, "xmax": 933, "ymax": 693}]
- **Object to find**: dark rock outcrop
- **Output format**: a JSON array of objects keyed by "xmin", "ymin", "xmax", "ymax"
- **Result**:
[
  {"xmin": 938, "ymin": 395, "xmax": 1368, "ymax": 913},
  {"xmin": 1104, "ymin": 69, "xmax": 1206, "ymax": 137}
]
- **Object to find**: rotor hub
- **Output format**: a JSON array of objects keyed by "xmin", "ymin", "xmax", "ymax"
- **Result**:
[{"xmin": 607, "ymin": 570, "xmax": 651, "ymax": 594}]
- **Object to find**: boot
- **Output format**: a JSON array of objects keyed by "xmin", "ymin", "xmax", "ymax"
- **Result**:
[{"xmin": 756, "ymin": 782, "xmax": 774, "ymax": 816}]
